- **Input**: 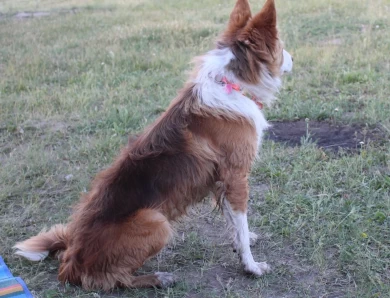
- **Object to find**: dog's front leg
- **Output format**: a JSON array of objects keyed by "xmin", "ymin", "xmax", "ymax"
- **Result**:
[{"xmin": 221, "ymin": 174, "xmax": 270, "ymax": 276}]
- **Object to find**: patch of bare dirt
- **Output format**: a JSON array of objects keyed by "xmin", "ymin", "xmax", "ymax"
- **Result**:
[{"xmin": 265, "ymin": 120, "xmax": 385, "ymax": 152}]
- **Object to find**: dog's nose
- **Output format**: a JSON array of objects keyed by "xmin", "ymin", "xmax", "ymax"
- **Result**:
[{"xmin": 291, "ymin": 56, "xmax": 294, "ymax": 62}]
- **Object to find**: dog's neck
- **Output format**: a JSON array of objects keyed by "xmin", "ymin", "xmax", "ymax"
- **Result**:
[
  {"xmin": 215, "ymin": 76, "xmax": 264, "ymax": 110},
  {"xmin": 192, "ymin": 48, "xmax": 281, "ymax": 109}
]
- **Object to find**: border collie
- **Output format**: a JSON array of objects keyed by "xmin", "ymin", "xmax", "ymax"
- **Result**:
[{"xmin": 15, "ymin": 0, "xmax": 292, "ymax": 290}]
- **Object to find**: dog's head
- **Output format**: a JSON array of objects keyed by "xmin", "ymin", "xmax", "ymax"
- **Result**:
[{"xmin": 219, "ymin": 0, "xmax": 292, "ymax": 85}]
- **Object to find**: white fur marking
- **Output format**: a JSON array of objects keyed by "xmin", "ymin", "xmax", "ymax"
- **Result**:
[
  {"xmin": 14, "ymin": 249, "xmax": 49, "ymax": 261},
  {"xmin": 222, "ymin": 196, "xmax": 239, "ymax": 251},
  {"xmin": 239, "ymin": 67, "xmax": 282, "ymax": 107},
  {"xmin": 234, "ymin": 212, "xmax": 271, "ymax": 276},
  {"xmin": 235, "ymin": 213, "xmax": 255, "ymax": 264},
  {"xmin": 222, "ymin": 200, "xmax": 271, "ymax": 276},
  {"xmin": 281, "ymin": 49, "xmax": 293, "ymax": 74}
]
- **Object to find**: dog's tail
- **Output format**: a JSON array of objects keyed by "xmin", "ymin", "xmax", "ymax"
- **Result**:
[{"xmin": 14, "ymin": 224, "xmax": 68, "ymax": 261}]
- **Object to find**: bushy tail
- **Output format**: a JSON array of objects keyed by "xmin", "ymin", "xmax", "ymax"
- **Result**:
[{"xmin": 14, "ymin": 224, "xmax": 68, "ymax": 261}]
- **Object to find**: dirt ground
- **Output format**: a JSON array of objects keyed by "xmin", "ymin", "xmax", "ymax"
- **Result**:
[{"xmin": 265, "ymin": 120, "xmax": 385, "ymax": 152}]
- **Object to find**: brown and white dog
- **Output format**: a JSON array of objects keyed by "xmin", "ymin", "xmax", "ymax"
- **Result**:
[{"xmin": 14, "ymin": 0, "xmax": 292, "ymax": 290}]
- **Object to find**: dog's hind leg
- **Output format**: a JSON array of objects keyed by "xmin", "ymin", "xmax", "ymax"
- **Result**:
[
  {"xmin": 113, "ymin": 209, "xmax": 176, "ymax": 289},
  {"xmin": 60, "ymin": 208, "xmax": 175, "ymax": 290},
  {"xmin": 114, "ymin": 209, "xmax": 176, "ymax": 289},
  {"xmin": 112, "ymin": 209, "xmax": 176, "ymax": 289}
]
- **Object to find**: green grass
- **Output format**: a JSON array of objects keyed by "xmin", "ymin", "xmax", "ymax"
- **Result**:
[{"xmin": 1, "ymin": 0, "xmax": 389, "ymax": 297}]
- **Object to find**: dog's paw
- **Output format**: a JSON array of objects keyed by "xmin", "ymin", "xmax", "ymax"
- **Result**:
[
  {"xmin": 155, "ymin": 272, "xmax": 177, "ymax": 287},
  {"xmin": 249, "ymin": 232, "xmax": 258, "ymax": 246},
  {"xmin": 244, "ymin": 262, "xmax": 271, "ymax": 277}
]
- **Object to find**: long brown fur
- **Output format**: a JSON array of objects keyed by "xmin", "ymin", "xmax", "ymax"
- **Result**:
[{"xmin": 14, "ymin": 0, "xmax": 286, "ymax": 290}]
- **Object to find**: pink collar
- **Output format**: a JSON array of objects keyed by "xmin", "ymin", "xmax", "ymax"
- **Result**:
[{"xmin": 219, "ymin": 77, "xmax": 263, "ymax": 109}]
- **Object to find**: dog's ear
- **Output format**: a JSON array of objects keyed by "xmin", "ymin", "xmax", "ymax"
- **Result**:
[
  {"xmin": 251, "ymin": 0, "xmax": 277, "ymax": 30},
  {"xmin": 238, "ymin": 0, "xmax": 278, "ymax": 43},
  {"xmin": 224, "ymin": 0, "xmax": 252, "ymax": 37}
]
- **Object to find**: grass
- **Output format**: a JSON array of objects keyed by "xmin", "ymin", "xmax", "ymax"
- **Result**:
[{"xmin": 0, "ymin": 0, "xmax": 389, "ymax": 297}]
